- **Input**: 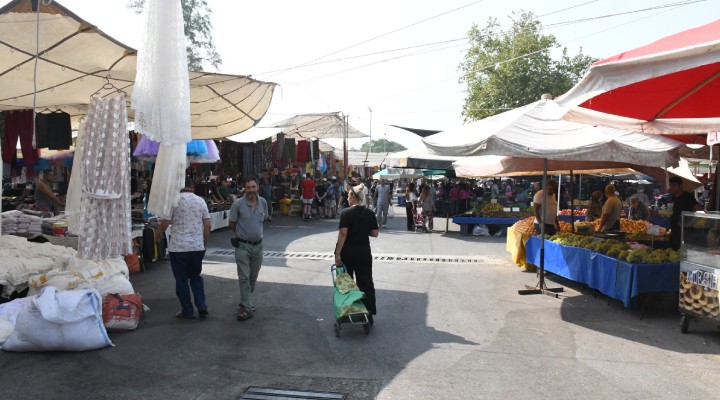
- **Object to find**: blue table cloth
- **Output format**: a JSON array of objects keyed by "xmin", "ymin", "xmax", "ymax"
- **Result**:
[{"xmin": 525, "ymin": 236, "xmax": 679, "ymax": 308}]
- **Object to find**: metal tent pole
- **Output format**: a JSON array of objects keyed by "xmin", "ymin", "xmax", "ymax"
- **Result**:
[{"xmin": 519, "ymin": 158, "xmax": 563, "ymax": 297}]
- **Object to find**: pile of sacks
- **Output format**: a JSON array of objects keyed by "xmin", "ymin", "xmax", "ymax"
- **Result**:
[
  {"xmin": 1, "ymin": 210, "xmax": 43, "ymax": 234},
  {"xmin": 0, "ymin": 237, "xmax": 138, "ymax": 352}
]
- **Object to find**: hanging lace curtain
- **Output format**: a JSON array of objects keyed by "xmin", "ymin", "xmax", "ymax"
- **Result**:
[
  {"xmin": 147, "ymin": 144, "xmax": 187, "ymax": 219},
  {"xmin": 131, "ymin": 0, "xmax": 191, "ymax": 145},
  {"xmin": 77, "ymin": 95, "xmax": 132, "ymax": 260},
  {"xmin": 66, "ymin": 120, "xmax": 85, "ymax": 235},
  {"xmin": 132, "ymin": 0, "xmax": 192, "ymax": 218}
]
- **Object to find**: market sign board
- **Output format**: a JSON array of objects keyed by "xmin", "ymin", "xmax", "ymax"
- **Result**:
[{"xmin": 707, "ymin": 132, "xmax": 720, "ymax": 146}]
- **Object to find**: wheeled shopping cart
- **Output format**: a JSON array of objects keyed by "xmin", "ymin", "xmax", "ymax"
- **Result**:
[{"xmin": 331, "ymin": 264, "xmax": 370, "ymax": 337}]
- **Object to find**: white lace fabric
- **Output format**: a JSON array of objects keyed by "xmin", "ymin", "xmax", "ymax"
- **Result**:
[
  {"xmin": 66, "ymin": 120, "xmax": 85, "ymax": 234},
  {"xmin": 131, "ymin": 0, "xmax": 191, "ymax": 146},
  {"xmin": 147, "ymin": 143, "xmax": 187, "ymax": 219},
  {"xmin": 76, "ymin": 95, "xmax": 132, "ymax": 260}
]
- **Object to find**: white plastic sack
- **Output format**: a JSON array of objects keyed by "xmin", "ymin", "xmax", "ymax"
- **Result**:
[
  {"xmin": 473, "ymin": 224, "xmax": 490, "ymax": 236},
  {"xmin": 0, "ymin": 297, "xmax": 34, "ymax": 345},
  {"xmin": 28, "ymin": 270, "xmax": 134, "ymax": 297},
  {"xmin": 388, "ymin": 206, "xmax": 395, "ymax": 219},
  {"xmin": 0, "ymin": 316, "xmax": 13, "ymax": 345},
  {"xmin": 2, "ymin": 287, "xmax": 113, "ymax": 352}
]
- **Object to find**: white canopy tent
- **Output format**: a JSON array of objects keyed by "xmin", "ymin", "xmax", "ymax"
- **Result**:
[
  {"xmin": 372, "ymin": 168, "xmax": 424, "ymax": 180},
  {"xmin": 0, "ymin": 0, "xmax": 276, "ymax": 140},
  {"xmin": 385, "ymin": 148, "xmax": 458, "ymax": 170},
  {"xmin": 453, "ymin": 156, "xmax": 702, "ymax": 191},
  {"xmin": 423, "ymin": 99, "xmax": 682, "ymax": 169},
  {"xmin": 269, "ymin": 113, "xmax": 366, "ymax": 140}
]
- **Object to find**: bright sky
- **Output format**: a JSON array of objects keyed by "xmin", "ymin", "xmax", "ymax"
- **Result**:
[{"xmin": 49, "ymin": 0, "xmax": 719, "ymax": 149}]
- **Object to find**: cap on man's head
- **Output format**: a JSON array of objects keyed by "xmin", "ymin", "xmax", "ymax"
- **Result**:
[{"xmin": 669, "ymin": 177, "xmax": 683, "ymax": 185}]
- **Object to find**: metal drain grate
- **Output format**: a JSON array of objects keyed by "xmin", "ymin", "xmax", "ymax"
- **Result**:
[
  {"xmin": 209, "ymin": 249, "xmax": 501, "ymax": 265},
  {"xmin": 240, "ymin": 386, "xmax": 346, "ymax": 399}
]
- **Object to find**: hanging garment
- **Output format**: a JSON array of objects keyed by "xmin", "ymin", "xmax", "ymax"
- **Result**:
[
  {"xmin": 242, "ymin": 145, "xmax": 254, "ymax": 178},
  {"xmin": 132, "ymin": 0, "xmax": 190, "ymax": 145},
  {"xmin": 4, "ymin": 110, "xmax": 38, "ymax": 167},
  {"xmin": 1, "ymin": 111, "xmax": 16, "ymax": 163},
  {"xmin": 254, "ymin": 141, "xmax": 264, "ymax": 176},
  {"xmin": 147, "ymin": 143, "xmax": 187, "ymax": 219},
  {"xmin": 133, "ymin": 135, "xmax": 160, "ymax": 157},
  {"xmin": 276, "ymin": 133, "xmax": 285, "ymax": 165},
  {"xmin": 188, "ymin": 140, "xmax": 220, "ymax": 163},
  {"xmin": 35, "ymin": 111, "xmax": 72, "ymax": 150},
  {"xmin": 66, "ymin": 121, "xmax": 86, "ymax": 235},
  {"xmin": 296, "ymin": 140, "xmax": 309, "ymax": 163},
  {"xmin": 77, "ymin": 95, "xmax": 132, "ymax": 260},
  {"xmin": 312, "ymin": 140, "xmax": 320, "ymax": 162},
  {"xmin": 284, "ymin": 138, "xmax": 296, "ymax": 163}
]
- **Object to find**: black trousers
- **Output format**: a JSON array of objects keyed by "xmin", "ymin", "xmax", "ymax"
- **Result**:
[
  {"xmin": 406, "ymin": 203, "xmax": 414, "ymax": 230},
  {"xmin": 341, "ymin": 245, "xmax": 376, "ymax": 315}
]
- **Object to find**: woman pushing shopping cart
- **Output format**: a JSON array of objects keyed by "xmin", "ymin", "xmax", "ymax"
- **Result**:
[{"xmin": 333, "ymin": 180, "xmax": 379, "ymax": 336}]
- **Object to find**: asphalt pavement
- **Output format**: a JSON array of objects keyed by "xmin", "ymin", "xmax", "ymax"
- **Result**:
[{"xmin": 1, "ymin": 206, "xmax": 719, "ymax": 400}]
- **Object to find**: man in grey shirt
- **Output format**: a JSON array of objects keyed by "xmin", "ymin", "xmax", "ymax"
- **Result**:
[
  {"xmin": 229, "ymin": 177, "xmax": 268, "ymax": 321},
  {"xmin": 375, "ymin": 179, "xmax": 393, "ymax": 228}
]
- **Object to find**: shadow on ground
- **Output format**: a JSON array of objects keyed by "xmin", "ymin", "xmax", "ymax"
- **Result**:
[
  {"xmin": 0, "ymin": 259, "xmax": 477, "ymax": 400},
  {"xmin": 540, "ymin": 273, "xmax": 720, "ymax": 354}
]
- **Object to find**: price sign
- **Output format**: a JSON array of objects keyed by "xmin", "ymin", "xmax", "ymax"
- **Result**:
[{"xmin": 707, "ymin": 132, "xmax": 719, "ymax": 146}]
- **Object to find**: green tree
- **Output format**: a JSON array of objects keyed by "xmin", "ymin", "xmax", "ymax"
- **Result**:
[
  {"xmin": 458, "ymin": 11, "xmax": 595, "ymax": 121},
  {"xmin": 128, "ymin": 0, "xmax": 222, "ymax": 71},
  {"xmin": 360, "ymin": 139, "xmax": 406, "ymax": 153}
]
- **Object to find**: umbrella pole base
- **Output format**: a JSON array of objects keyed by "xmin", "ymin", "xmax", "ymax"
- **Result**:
[{"xmin": 518, "ymin": 284, "xmax": 564, "ymax": 298}]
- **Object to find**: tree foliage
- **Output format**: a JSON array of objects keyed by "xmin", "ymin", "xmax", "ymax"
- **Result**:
[
  {"xmin": 458, "ymin": 11, "xmax": 596, "ymax": 121},
  {"xmin": 128, "ymin": 0, "xmax": 222, "ymax": 71},
  {"xmin": 360, "ymin": 139, "xmax": 406, "ymax": 153}
]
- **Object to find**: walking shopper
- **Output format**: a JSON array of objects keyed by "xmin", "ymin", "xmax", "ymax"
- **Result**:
[
  {"xmin": 156, "ymin": 177, "xmax": 211, "ymax": 319},
  {"xmin": 325, "ymin": 177, "xmax": 338, "ymax": 218},
  {"xmin": 334, "ymin": 182, "xmax": 380, "ymax": 323},
  {"xmin": 375, "ymin": 179, "xmax": 393, "ymax": 227},
  {"xmin": 300, "ymin": 173, "xmax": 316, "ymax": 221},
  {"xmin": 420, "ymin": 185, "xmax": 434, "ymax": 231},
  {"xmin": 259, "ymin": 177, "xmax": 273, "ymax": 222},
  {"xmin": 229, "ymin": 177, "xmax": 268, "ymax": 321},
  {"xmin": 405, "ymin": 183, "xmax": 417, "ymax": 231}
]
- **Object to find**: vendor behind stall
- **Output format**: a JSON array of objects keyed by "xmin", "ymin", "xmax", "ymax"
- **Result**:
[
  {"xmin": 628, "ymin": 196, "xmax": 649, "ymax": 221},
  {"xmin": 35, "ymin": 169, "xmax": 64, "ymax": 213},
  {"xmin": 586, "ymin": 190, "xmax": 603, "ymax": 222},
  {"xmin": 668, "ymin": 176, "xmax": 703, "ymax": 250},
  {"xmin": 599, "ymin": 184, "xmax": 621, "ymax": 232}
]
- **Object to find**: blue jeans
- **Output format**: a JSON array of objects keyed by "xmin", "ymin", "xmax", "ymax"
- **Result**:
[
  {"xmin": 235, "ymin": 242, "xmax": 263, "ymax": 310},
  {"xmin": 169, "ymin": 250, "xmax": 207, "ymax": 316}
]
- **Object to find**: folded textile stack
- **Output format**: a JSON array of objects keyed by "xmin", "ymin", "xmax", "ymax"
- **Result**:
[
  {"xmin": 40, "ymin": 216, "xmax": 69, "ymax": 236},
  {"xmin": 1, "ymin": 210, "xmax": 43, "ymax": 234},
  {"xmin": 0, "ymin": 235, "xmax": 77, "ymax": 298}
]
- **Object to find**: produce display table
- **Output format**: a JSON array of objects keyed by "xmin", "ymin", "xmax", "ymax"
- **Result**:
[
  {"xmin": 453, "ymin": 216, "xmax": 524, "ymax": 235},
  {"xmin": 525, "ymin": 236, "xmax": 679, "ymax": 308},
  {"xmin": 209, "ymin": 210, "xmax": 229, "ymax": 231},
  {"xmin": 650, "ymin": 216, "xmax": 670, "ymax": 228},
  {"xmin": 557, "ymin": 215, "xmax": 587, "ymax": 223}
]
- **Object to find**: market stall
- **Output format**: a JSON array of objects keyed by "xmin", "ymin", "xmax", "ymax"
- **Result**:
[{"xmin": 525, "ymin": 235, "xmax": 679, "ymax": 308}]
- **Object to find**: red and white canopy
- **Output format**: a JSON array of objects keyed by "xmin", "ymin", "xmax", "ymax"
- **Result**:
[{"xmin": 557, "ymin": 19, "xmax": 720, "ymax": 133}]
